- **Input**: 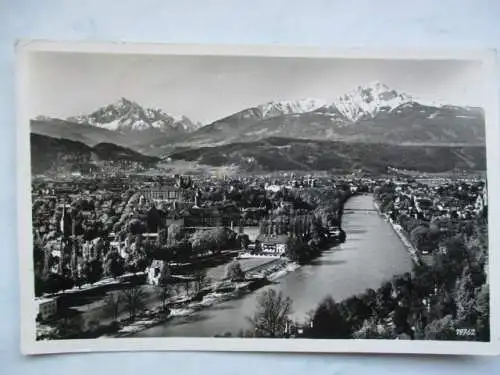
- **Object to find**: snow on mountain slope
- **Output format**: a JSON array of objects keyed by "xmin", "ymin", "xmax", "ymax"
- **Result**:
[
  {"xmin": 334, "ymin": 81, "xmax": 412, "ymax": 122},
  {"xmin": 252, "ymin": 83, "xmax": 414, "ymax": 124},
  {"xmin": 68, "ymin": 98, "xmax": 199, "ymax": 134},
  {"xmin": 257, "ymin": 98, "xmax": 327, "ymax": 118}
]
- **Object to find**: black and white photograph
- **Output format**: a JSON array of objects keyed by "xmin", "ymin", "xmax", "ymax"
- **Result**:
[{"xmin": 17, "ymin": 42, "xmax": 500, "ymax": 355}]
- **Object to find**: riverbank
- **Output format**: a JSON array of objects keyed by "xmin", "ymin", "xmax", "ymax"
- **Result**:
[
  {"xmin": 372, "ymin": 201, "xmax": 421, "ymax": 265},
  {"xmin": 36, "ymin": 254, "xmax": 300, "ymax": 340},
  {"xmin": 104, "ymin": 260, "xmax": 301, "ymax": 338},
  {"xmin": 36, "ymin": 258, "xmax": 299, "ymax": 339}
]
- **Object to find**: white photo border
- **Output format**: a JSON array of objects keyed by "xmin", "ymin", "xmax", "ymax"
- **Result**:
[{"xmin": 16, "ymin": 40, "xmax": 500, "ymax": 356}]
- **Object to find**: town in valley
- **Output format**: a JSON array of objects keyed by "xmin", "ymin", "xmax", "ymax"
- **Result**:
[{"xmin": 28, "ymin": 56, "xmax": 490, "ymax": 342}]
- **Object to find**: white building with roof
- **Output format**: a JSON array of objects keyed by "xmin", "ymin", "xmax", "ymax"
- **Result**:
[{"xmin": 36, "ymin": 297, "xmax": 58, "ymax": 321}]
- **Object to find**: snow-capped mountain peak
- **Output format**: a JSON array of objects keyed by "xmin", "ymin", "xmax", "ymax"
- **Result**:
[
  {"xmin": 68, "ymin": 98, "xmax": 199, "ymax": 133},
  {"xmin": 112, "ymin": 96, "xmax": 136, "ymax": 109},
  {"xmin": 334, "ymin": 81, "xmax": 412, "ymax": 122},
  {"xmin": 258, "ymin": 98, "xmax": 327, "ymax": 118}
]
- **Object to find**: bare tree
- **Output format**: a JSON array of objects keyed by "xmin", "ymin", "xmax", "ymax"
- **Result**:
[
  {"xmin": 159, "ymin": 283, "xmax": 172, "ymax": 313},
  {"xmin": 56, "ymin": 308, "xmax": 84, "ymax": 338},
  {"xmin": 248, "ymin": 289, "xmax": 293, "ymax": 337},
  {"xmin": 104, "ymin": 292, "xmax": 121, "ymax": 322},
  {"xmin": 194, "ymin": 268, "xmax": 210, "ymax": 292},
  {"xmin": 121, "ymin": 285, "xmax": 146, "ymax": 320},
  {"xmin": 184, "ymin": 278, "xmax": 192, "ymax": 297}
]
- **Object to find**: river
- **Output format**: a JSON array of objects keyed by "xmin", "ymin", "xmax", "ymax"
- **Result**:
[{"xmin": 134, "ymin": 194, "xmax": 414, "ymax": 338}]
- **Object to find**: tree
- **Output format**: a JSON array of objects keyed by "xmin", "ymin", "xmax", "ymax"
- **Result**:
[
  {"xmin": 56, "ymin": 310, "xmax": 84, "ymax": 338},
  {"xmin": 190, "ymin": 227, "xmax": 237, "ymax": 254},
  {"xmin": 454, "ymin": 267, "xmax": 477, "ymax": 327},
  {"xmin": 475, "ymin": 283, "xmax": 489, "ymax": 341},
  {"xmin": 167, "ymin": 222, "xmax": 184, "ymax": 246},
  {"xmin": 259, "ymin": 220, "xmax": 267, "ymax": 235},
  {"xmin": 104, "ymin": 251, "xmax": 125, "ymax": 279},
  {"xmin": 34, "ymin": 273, "xmax": 45, "ymax": 297},
  {"xmin": 43, "ymin": 272, "xmax": 74, "ymax": 294},
  {"xmin": 445, "ymin": 237, "xmax": 469, "ymax": 267},
  {"xmin": 69, "ymin": 240, "xmax": 79, "ymax": 280},
  {"xmin": 238, "ymin": 234, "xmax": 250, "ymax": 250},
  {"xmin": 224, "ymin": 260, "xmax": 245, "ymax": 281},
  {"xmin": 146, "ymin": 206, "xmax": 161, "ymax": 233},
  {"xmin": 410, "ymin": 225, "xmax": 431, "ymax": 252},
  {"xmin": 158, "ymin": 283, "xmax": 172, "ymax": 313},
  {"xmin": 308, "ymin": 296, "xmax": 351, "ymax": 339},
  {"xmin": 359, "ymin": 288, "xmax": 378, "ymax": 319},
  {"xmin": 126, "ymin": 251, "xmax": 149, "ymax": 274},
  {"xmin": 248, "ymin": 289, "xmax": 293, "ymax": 337},
  {"xmin": 193, "ymin": 268, "xmax": 209, "ymax": 292},
  {"xmin": 336, "ymin": 296, "xmax": 367, "ymax": 331},
  {"xmin": 103, "ymin": 292, "xmax": 121, "ymax": 322},
  {"xmin": 392, "ymin": 301, "xmax": 412, "ymax": 336},
  {"xmin": 352, "ymin": 318, "xmax": 394, "ymax": 339},
  {"xmin": 424, "ymin": 314, "xmax": 457, "ymax": 340},
  {"xmin": 191, "ymin": 231, "xmax": 210, "ymax": 254},
  {"xmin": 82, "ymin": 257, "xmax": 102, "ymax": 284},
  {"xmin": 128, "ymin": 218, "xmax": 146, "ymax": 235},
  {"xmin": 184, "ymin": 279, "xmax": 192, "ymax": 296},
  {"xmin": 375, "ymin": 281, "xmax": 395, "ymax": 317},
  {"xmin": 121, "ymin": 285, "xmax": 146, "ymax": 320},
  {"xmin": 157, "ymin": 262, "xmax": 171, "ymax": 286},
  {"xmin": 286, "ymin": 236, "xmax": 309, "ymax": 263}
]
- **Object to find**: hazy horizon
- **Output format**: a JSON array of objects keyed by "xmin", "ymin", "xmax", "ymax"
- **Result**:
[{"xmin": 28, "ymin": 52, "xmax": 486, "ymax": 124}]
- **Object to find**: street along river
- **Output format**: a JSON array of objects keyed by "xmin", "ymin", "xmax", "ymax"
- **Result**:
[{"xmin": 134, "ymin": 193, "xmax": 414, "ymax": 337}]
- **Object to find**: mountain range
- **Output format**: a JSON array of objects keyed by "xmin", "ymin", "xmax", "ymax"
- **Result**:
[
  {"xmin": 167, "ymin": 82, "xmax": 484, "ymax": 151},
  {"xmin": 67, "ymin": 97, "xmax": 200, "ymax": 133},
  {"xmin": 32, "ymin": 98, "xmax": 201, "ymax": 150},
  {"xmin": 30, "ymin": 82, "xmax": 486, "ymax": 173}
]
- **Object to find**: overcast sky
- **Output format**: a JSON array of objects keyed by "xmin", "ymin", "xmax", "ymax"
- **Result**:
[{"xmin": 28, "ymin": 51, "xmax": 485, "ymax": 124}]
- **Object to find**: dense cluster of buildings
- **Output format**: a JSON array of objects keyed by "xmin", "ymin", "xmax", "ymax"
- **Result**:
[
  {"xmin": 33, "ymin": 170, "xmax": 487, "ymax": 322},
  {"xmin": 386, "ymin": 178, "xmax": 487, "ymax": 223}
]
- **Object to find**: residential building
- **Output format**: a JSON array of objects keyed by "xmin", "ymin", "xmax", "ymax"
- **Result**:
[
  {"xmin": 147, "ymin": 260, "xmax": 169, "ymax": 285},
  {"xmin": 36, "ymin": 297, "xmax": 58, "ymax": 321},
  {"xmin": 142, "ymin": 187, "xmax": 183, "ymax": 202},
  {"xmin": 256, "ymin": 234, "xmax": 290, "ymax": 255}
]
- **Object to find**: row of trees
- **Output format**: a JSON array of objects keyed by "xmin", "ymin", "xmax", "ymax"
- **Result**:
[
  {"xmin": 299, "ymin": 238, "xmax": 489, "ymax": 341},
  {"xmin": 34, "ymin": 237, "xmax": 151, "ymax": 296},
  {"xmin": 147, "ymin": 226, "xmax": 241, "ymax": 262}
]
